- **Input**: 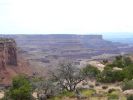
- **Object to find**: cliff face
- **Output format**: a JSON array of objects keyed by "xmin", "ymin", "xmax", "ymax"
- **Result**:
[
  {"xmin": 0, "ymin": 39, "xmax": 17, "ymax": 69},
  {"xmin": 0, "ymin": 38, "xmax": 32, "ymax": 85}
]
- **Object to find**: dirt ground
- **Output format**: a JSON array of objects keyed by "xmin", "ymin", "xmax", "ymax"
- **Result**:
[{"xmin": 0, "ymin": 91, "xmax": 4, "ymax": 99}]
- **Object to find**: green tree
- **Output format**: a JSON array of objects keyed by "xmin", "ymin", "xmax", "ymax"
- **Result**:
[
  {"xmin": 8, "ymin": 75, "xmax": 32, "ymax": 100},
  {"xmin": 97, "ymin": 68, "xmax": 125, "ymax": 83},
  {"xmin": 97, "ymin": 68, "xmax": 113, "ymax": 83},
  {"xmin": 124, "ymin": 57, "xmax": 132, "ymax": 66},
  {"xmin": 123, "ymin": 64, "xmax": 133, "ymax": 80},
  {"xmin": 112, "ymin": 56, "xmax": 132, "ymax": 68},
  {"xmin": 81, "ymin": 65, "xmax": 100, "ymax": 79}
]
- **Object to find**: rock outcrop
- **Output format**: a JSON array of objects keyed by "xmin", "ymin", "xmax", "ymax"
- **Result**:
[
  {"xmin": 0, "ymin": 38, "xmax": 32, "ymax": 85},
  {"xmin": 0, "ymin": 38, "xmax": 17, "ymax": 68}
]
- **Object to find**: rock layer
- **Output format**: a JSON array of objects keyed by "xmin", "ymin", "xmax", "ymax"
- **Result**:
[
  {"xmin": 0, "ymin": 38, "xmax": 17, "ymax": 68},
  {"xmin": 0, "ymin": 38, "xmax": 32, "ymax": 85}
]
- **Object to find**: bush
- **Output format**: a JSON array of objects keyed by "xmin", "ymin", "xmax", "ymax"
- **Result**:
[
  {"xmin": 97, "ymin": 68, "xmax": 125, "ymax": 83},
  {"xmin": 112, "ymin": 56, "xmax": 132, "ymax": 68},
  {"xmin": 127, "ymin": 95, "xmax": 133, "ymax": 100},
  {"xmin": 6, "ymin": 75, "xmax": 32, "ymax": 100},
  {"xmin": 123, "ymin": 64, "xmax": 133, "ymax": 80},
  {"xmin": 50, "ymin": 90, "xmax": 75, "ymax": 100},
  {"xmin": 108, "ymin": 90, "xmax": 119, "ymax": 100},
  {"xmin": 60, "ymin": 91, "xmax": 75, "ymax": 98},
  {"xmin": 102, "ymin": 86, "xmax": 108, "ymax": 89},
  {"xmin": 108, "ymin": 89, "xmax": 116, "ymax": 93},
  {"xmin": 82, "ymin": 65, "xmax": 100, "ymax": 79},
  {"xmin": 122, "ymin": 80, "xmax": 133, "ymax": 91},
  {"xmin": 95, "ymin": 83, "xmax": 100, "ymax": 86},
  {"xmin": 79, "ymin": 89, "xmax": 96, "ymax": 97},
  {"xmin": 108, "ymin": 94, "xmax": 119, "ymax": 100}
]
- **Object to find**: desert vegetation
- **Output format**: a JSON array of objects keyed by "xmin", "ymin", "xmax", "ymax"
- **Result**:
[{"xmin": 1, "ymin": 55, "xmax": 133, "ymax": 100}]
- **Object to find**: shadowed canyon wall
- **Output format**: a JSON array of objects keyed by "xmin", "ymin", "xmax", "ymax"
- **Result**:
[
  {"xmin": 0, "ymin": 39, "xmax": 17, "ymax": 70},
  {"xmin": 0, "ymin": 38, "xmax": 32, "ymax": 85}
]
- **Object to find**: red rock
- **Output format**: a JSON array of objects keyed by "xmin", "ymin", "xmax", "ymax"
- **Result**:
[{"xmin": 0, "ymin": 38, "xmax": 32, "ymax": 85}]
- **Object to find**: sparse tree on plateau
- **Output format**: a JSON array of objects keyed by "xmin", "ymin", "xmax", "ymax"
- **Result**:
[{"xmin": 51, "ymin": 62, "xmax": 84, "ymax": 92}]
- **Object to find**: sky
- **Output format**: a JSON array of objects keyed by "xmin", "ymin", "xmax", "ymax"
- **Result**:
[{"xmin": 0, "ymin": 0, "xmax": 133, "ymax": 38}]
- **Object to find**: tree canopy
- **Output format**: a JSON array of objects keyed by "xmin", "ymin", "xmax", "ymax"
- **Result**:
[
  {"xmin": 8, "ymin": 75, "xmax": 32, "ymax": 100},
  {"xmin": 81, "ymin": 65, "xmax": 100, "ymax": 79}
]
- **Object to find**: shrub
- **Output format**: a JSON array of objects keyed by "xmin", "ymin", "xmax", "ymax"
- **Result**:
[
  {"xmin": 7, "ymin": 75, "xmax": 32, "ymax": 100},
  {"xmin": 60, "ymin": 91, "xmax": 75, "ymax": 98},
  {"xmin": 82, "ymin": 65, "xmax": 100, "ymax": 79},
  {"xmin": 95, "ymin": 83, "xmax": 100, "ymax": 86},
  {"xmin": 108, "ymin": 91, "xmax": 119, "ymax": 100},
  {"xmin": 97, "ymin": 68, "xmax": 125, "ymax": 83},
  {"xmin": 122, "ymin": 80, "xmax": 133, "ymax": 91},
  {"xmin": 108, "ymin": 94, "xmax": 119, "ymax": 100},
  {"xmin": 50, "ymin": 90, "xmax": 75, "ymax": 100},
  {"xmin": 108, "ymin": 89, "xmax": 116, "ymax": 93},
  {"xmin": 79, "ymin": 89, "xmax": 96, "ymax": 97},
  {"xmin": 112, "ymin": 56, "xmax": 132, "ymax": 68},
  {"xmin": 102, "ymin": 86, "xmax": 108, "ymax": 89},
  {"xmin": 123, "ymin": 64, "xmax": 133, "ymax": 80},
  {"xmin": 127, "ymin": 95, "xmax": 133, "ymax": 100}
]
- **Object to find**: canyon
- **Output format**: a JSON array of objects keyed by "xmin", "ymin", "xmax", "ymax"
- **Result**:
[
  {"xmin": 0, "ymin": 34, "xmax": 133, "ymax": 76},
  {"xmin": 0, "ymin": 35, "xmax": 133, "ymax": 69}
]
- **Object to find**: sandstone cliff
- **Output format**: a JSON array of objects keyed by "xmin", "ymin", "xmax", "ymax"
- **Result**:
[{"xmin": 0, "ymin": 38, "xmax": 32, "ymax": 85}]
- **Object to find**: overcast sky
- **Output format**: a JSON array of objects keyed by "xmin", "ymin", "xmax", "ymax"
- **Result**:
[{"xmin": 0, "ymin": 0, "xmax": 133, "ymax": 37}]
